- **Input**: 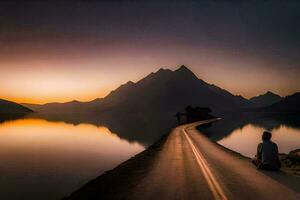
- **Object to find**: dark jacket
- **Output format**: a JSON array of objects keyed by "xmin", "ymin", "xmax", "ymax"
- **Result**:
[{"xmin": 257, "ymin": 141, "xmax": 281, "ymax": 170}]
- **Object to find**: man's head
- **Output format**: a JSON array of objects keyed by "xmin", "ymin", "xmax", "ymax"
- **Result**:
[{"xmin": 262, "ymin": 131, "xmax": 272, "ymax": 141}]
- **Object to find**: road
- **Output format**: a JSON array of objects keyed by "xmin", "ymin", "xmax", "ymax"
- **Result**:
[{"xmin": 129, "ymin": 120, "xmax": 300, "ymax": 200}]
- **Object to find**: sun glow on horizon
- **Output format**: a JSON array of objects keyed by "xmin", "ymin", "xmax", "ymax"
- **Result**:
[
  {"xmin": 0, "ymin": 63, "xmax": 298, "ymax": 105},
  {"xmin": 0, "ymin": 55, "xmax": 298, "ymax": 104},
  {"xmin": 1, "ymin": 94, "xmax": 105, "ymax": 104}
]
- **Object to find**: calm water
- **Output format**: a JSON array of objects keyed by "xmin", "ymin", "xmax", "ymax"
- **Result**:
[
  {"xmin": 218, "ymin": 124, "xmax": 300, "ymax": 157},
  {"xmin": 0, "ymin": 118, "xmax": 144, "ymax": 200},
  {"xmin": 199, "ymin": 116, "xmax": 300, "ymax": 158},
  {"xmin": 1, "ymin": 115, "xmax": 299, "ymax": 199}
]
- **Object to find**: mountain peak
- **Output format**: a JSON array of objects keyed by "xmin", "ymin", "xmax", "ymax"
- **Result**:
[
  {"xmin": 175, "ymin": 65, "xmax": 194, "ymax": 74},
  {"xmin": 251, "ymin": 91, "xmax": 281, "ymax": 99},
  {"xmin": 152, "ymin": 68, "xmax": 173, "ymax": 77},
  {"xmin": 156, "ymin": 68, "xmax": 172, "ymax": 74},
  {"xmin": 174, "ymin": 65, "xmax": 198, "ymax": 79},
  {"xmin": 250, "ymin": 91, "xmax": 283, "ymax": 107},
  {"xmin": 175, "ymin": 65, "xmax": 191, "ymax": 72},
  {"xmin": 69, "ymin": 100, "xmax": 81, "ymax": 104},
  {"xmin": 126, "ymin": 81, "xmax": 134, "ymax": 85},
  {"xmin": 265, "ymin": 91, "xmax": 278, "ymax": 96}
]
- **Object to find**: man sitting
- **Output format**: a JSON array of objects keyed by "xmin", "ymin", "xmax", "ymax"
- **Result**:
[{"xmin": 252, "ymin": 131, "xmax": 281, "ymax": 170}]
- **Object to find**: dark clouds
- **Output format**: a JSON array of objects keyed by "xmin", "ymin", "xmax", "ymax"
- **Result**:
[{"xmin": 1, "ymin": 0, "xmax": 299, "ymax": 67}]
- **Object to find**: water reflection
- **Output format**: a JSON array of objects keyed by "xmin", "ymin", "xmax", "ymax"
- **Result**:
[
  {"xmin": 198, "ymin": 114, "xmax": 300, "ymax": 157},
  {"xmin": 218, "ymin": 124, "xmax": 300, "ymax": 157},
  {"xmin": 1, "ymin": 113, "xmax": 299, "ymax": 199},
  {"xmin": 0, "ymin": 118, "xmax": 144, "ymax": 200},
  {"xmin": 24, "ymin": 113, "xmax": 176, "ymax": 146}
]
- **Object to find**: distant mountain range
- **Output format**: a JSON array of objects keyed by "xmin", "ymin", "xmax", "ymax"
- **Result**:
[
  {"xmin": 263, "ymin": 92, "xmax": 300, "ymax": 113},
  {"xmin": 23, "ymin": 98, "xmax": 103, "ymax": 114},
  {"xmin": 0, "ymin": 99, "xmax": 32, "ymax": 115},
  {"xmin": 250, "ymin": 91, "xmax": 283, "ymax": 107},
  {"xmin": 23, "ymin": 66, "xmax": 252, "ymax": 118},
  {"xmin": 22, "ymin": 65, "xmax": 299, "ymax": 118}
]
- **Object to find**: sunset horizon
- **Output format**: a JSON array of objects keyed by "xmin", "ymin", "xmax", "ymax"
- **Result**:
[
  {"xmin": 1, "ymin": 65, "xmax": 298, "ymax": 104},
  {"xmin": 1, "ymin": 1, "xmax": 299, "ymax": 104}
]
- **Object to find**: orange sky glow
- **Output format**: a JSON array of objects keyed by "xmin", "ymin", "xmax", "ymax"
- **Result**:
[
  {"xmin": 1, "ymin": 1, "xmax": 299, "ymax": 104},
  {"xmin": 1, "ymin": 51, "xmax": 298, "ymax": 104},
  {"xmin": 0, "ymin": 45, "xmax": 299, "ymax": 104}
]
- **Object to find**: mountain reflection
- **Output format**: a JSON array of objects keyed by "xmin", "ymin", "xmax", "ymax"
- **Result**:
[
  {"xmin": 0, "ymin": 118, "xmax": 144, "ymax": 200},
  {"xmin": 1, "ymin": 112, "xmax": 299, "ymax": 148},
  {"xmin": 197, "ymin": 113, "xmax": 300, "ymax": 142},
  {"xmin": 0, "ymin": 114, "xmax": 28, "ymax": 123},
  {"xmin": 18, "ymin": 113, "xmax": 177, "ymax": 147}
]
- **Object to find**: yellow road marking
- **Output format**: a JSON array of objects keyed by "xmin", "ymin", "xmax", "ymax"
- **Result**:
[{"xmin": 183, "ymin": 127, "xmax": 228, "ymax": 200}]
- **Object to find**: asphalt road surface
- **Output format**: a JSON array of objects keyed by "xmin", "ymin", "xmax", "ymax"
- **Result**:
[{"xmin": 129, "ymin": 120, "xmax": 300, "ymax": 200}]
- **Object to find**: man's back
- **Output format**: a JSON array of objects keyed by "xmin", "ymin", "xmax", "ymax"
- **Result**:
[{"xmin": 260, "ymin": 141, "xmax": 281, "ymax": 170}]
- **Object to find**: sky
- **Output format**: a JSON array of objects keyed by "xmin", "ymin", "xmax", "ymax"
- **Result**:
[{"xmin": 0, "ymin": 0, "xmax": 299, "ymax": 104}]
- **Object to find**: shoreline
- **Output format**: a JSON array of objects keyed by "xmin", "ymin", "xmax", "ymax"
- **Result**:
[
  {"xmin": 63, "ymin": 132, "xmax": 171, "ymax": 199},
  {"xmin": 63, "ymin": 121, "xmax": 300, "ymax": 199}
]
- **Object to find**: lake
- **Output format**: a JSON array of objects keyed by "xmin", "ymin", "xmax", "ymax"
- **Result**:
[
  {"xmin": 0, "ymin": 118, "xmax": 144, "ymax": 200},
  {"xmin": 1, "ymin": 114, "xmax": 299, "ymax": 199},
  {"xmin": 199, "ymin": 115, "xmax": 300, "ymax": 157},
  {"xmin": 218, "ymin": 124, "xmax": 300, "ymax": 157}
]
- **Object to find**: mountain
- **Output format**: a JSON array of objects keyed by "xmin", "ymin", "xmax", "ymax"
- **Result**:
[
  {"xmin": 0, "ymin": 99, "xmax": 33, "ymax": 115},
  {"xmin": 207, "ymin": 84, "xmax": 250, "ymax": 108},
  {"xmin": 94, "ymin": 65, "xmax": 252, "ymax": 117},
  {"xmin": 250, "ymin": 91, "xmax": 283, "ymax": 107},
  {"xmin": 23, "ymin": 98, "xmax": 103, "ymax": 114},
  {"xmin": 264, "ymin": 92, "xmax": 300, "ymax": 113},
  {"xmin": 25, "ymin": 65, "xmax": 252, "ymax": 118}
]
